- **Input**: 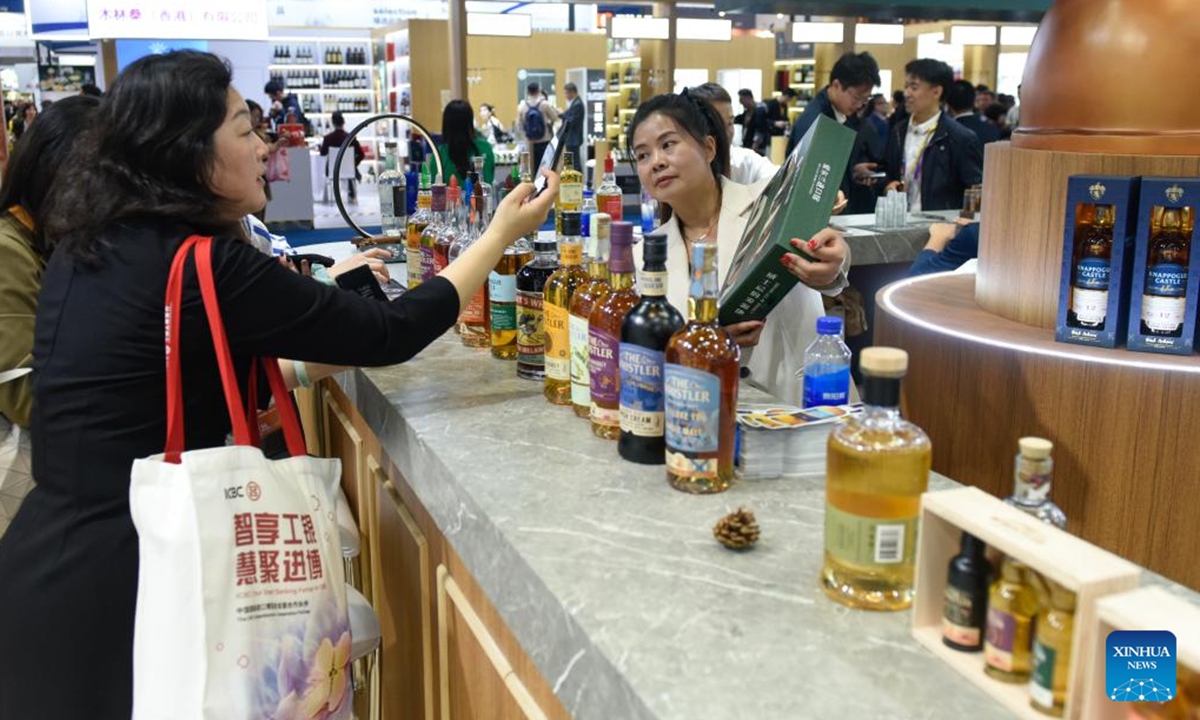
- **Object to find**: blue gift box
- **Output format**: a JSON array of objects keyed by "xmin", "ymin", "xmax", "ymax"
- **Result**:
[
  {"xmin": 1126, "ymin": 178, "xmax": 1200, "ymax": 355},
  {"xmin": 1055, "ymin": 175, "xmax": 1141, "ymax": 348}
]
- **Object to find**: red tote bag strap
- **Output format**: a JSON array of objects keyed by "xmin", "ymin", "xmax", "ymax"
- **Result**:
[{"xmin": 244, "ymin": 357, "xmax": 308, "ymax": 458}]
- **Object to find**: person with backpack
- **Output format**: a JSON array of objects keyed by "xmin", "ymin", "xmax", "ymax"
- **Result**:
[{"xmin": 516, "ymin": 81, "xmax": 558, "ymax": 169}]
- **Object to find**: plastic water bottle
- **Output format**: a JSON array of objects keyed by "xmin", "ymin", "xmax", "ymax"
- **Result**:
[{"xmin": 800, "ymin": 316, "xmax": 852, "ymax": 408}]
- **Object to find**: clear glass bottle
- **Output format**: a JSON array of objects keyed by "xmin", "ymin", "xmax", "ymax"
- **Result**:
[
  {"xmin": 570, "ymin": 214, "xmax": 611, "ymax": 418},
  {"xmin": 800, "ymin": 316, "xmax": 852, "ymax": 408},
  {"xmin": 984, "ymin": 556, "xmax": 1039, "ymax": 683},
  {"xmin": 543, "ymin": 212, "xmax": 589, "ymax": 404},
  {"xmin": 405, "ymin": 163, "xmax": 432, "ymax": 290},
  {"xmin": 1005, "ymin": 437, "xmax": 1067, "ymax": 529},
  {"xmin": 419, "ymin": 179, "xmax": 447, "ymax": 285},
  {"xmin": 516, "ymin": 236, "xmax": 560, "ymax": 380},
  {"xmin": 472, "ymin": 155, "xmax": 493, "ymax": 222},
  {"xmin": 377, "ymin": 142, "xmax": 407, "ymax": 255},
  {"xmin": 589, "ymin": 222, "xmax": 639, "ymax": 439},
  {"xmin": 580, "ymin": 189, "xmax": 597, "ymax": 241},
  {"xmin": 1030, "ymin": 577, "xmax": 1076, "ymax": 717},
  {"xmin": 433, "ymin": 178, "xmax": 461, "ymax": 281},
  {"xmin": 596, "ymin": 152, "xmax": 624, "ymax": 221},
  {"xmin": 821, "ymin": 347, "xmax": 931, "ymax": 611},
  {"xmin": 453, "ymin": 195, "xmax": 490, "ymax": 348}
]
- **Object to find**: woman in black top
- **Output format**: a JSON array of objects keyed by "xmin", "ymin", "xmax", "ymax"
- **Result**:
[{"xmin": 0, "ymin": 50, "xmax": 557, "ymax": 720}]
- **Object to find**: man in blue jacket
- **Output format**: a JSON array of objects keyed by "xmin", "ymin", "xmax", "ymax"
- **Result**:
[
  {"xmin": 868, "ymin": 59, "xmax": 983, "ymax": 212},
  {"xmin": 947, "ymin": 80, "xmax": 1000, "ymax": 146}
]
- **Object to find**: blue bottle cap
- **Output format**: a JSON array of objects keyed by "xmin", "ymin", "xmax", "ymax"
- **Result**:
[{"xmin": 817, "ymin": 316, "xmax": 843, "ymax": 335}]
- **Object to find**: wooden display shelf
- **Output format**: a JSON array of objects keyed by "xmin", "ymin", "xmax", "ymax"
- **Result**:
[{"xmin": 875, "ymin": 271, "xmax": 1200, "ymax": 590}]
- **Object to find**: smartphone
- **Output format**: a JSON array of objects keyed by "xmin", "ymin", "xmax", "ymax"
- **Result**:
[
  {"xmin": 291, "ymin": 252, "xmax": 335, "ymax": 268},
  {"xmin": 531, "ymin": 120, "xmax": 570, "ymax": 199},
  {"xmin": 334, "ymin": 263, "xmax": 388, "ymax": 301}
]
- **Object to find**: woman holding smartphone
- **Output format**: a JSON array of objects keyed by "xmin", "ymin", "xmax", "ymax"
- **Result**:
[{"xmin": 628, "ymin": 91, "xmax": 850, "ymax": 403}]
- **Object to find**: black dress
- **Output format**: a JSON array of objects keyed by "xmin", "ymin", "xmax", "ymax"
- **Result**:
[{"xmin": 0, "ymin": 222, "xmax": 459, "ymax": 720}]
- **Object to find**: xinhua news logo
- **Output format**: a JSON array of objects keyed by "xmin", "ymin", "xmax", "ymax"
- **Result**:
[{"xmin": 1106, "ymin": 630, "xmax": 1177, "ymax": 702}]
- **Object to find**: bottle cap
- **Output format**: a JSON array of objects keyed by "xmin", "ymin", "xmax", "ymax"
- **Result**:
[
  {"xmin": 430, "ymin": 183, "xmax": 447, "ymax": 211},
  {"xmin": 1018, "ymin": 437, "xmax": 1053, "ymax": 459},
  {"xmin": 605, "ymin": 154, "xmax": 614, "ymax": 173},
  {"xmin": 583, "ymin": 189, "xmax": 594, "ymax": 199},
  {"xmin": 609, "ymin": 221, "xmax": 635, "ymax": 272},
  {"xmin": 562, "ymin": 211, "xmax": 582, "ymax": 236},
  {"xmin": 816, "ymin": 316, "xmax": 843, "ymax": 336},
  {"xmin": 642, "ymin": 233, "xmax": 668, "ymax": 264},
  {"xmin": 859, "ymin": 347, "xmax": 907, "ymax": 378}
]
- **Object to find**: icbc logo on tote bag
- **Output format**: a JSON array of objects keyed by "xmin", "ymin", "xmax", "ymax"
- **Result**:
[{"xmin": 129, "ymin": 236, "xmax": 350, "ymax": 720}]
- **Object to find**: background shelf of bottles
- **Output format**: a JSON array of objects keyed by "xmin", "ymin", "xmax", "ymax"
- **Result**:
[
  {"xmin": 268, "ymin": 70, "xmax": 372, "ymax": 91},
  {"xmin": 270, "ymin": 42, "xmax": 371, "ymax": 67},
  {"xmin": 605, "ymin": 54, "xmax": 642, "ymax": 147}
]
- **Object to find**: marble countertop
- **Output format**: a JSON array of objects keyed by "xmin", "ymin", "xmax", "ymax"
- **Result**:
[{"xmin": 337, "ymin": 334, "xmax": 1026, "ymax": 720}]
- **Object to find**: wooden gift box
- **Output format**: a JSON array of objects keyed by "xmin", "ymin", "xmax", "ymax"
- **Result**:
[
  {"xmin": 912, "ymin": 487, "xmax": 1141, "ymax": 720},
  {"xmin": 1081, "ymin": 586, "xmax": 1200, "ymax": 720}
]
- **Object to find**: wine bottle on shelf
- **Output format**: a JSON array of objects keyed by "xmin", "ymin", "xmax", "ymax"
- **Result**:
[
  {"xmin": 618, "ymin": 232, "xmax": 684, "ymax": 464},
  {"xmin": 544, "ymin": 212, "xmax": 589, "ymax": 404},
  {"xmin": 570, "ymin": 214, "xmax": 611, "ymax": 418}
]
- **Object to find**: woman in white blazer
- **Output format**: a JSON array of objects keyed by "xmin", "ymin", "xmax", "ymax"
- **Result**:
[{"xmin": 629, "ymin": 91, "xmax": 850, "ymax": 404}]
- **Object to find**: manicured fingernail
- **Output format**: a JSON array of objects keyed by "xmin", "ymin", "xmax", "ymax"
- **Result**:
[{"xmin": 808, "ymin": 239, "xmax": 819, "ymax": 249}]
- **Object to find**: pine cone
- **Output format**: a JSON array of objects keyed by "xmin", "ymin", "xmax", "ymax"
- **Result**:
[{"xmin": 713, "ymin": 507, "xmax": 760, "ymax": 550}]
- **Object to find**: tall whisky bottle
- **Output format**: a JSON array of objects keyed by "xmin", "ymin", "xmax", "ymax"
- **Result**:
[
  {"xmin": 433, "ymin": 178, "xmax": 461, "ymax": 279},
  {"xmin": 455, "ymin": 197, "xmax": 490, "ymax": 348},
  {"xmin": 984, "ymin": 556, "xmax": 1039, "ymax": 683},
  {"xmin": 1030, "ymin": 578, "xmax": 1076, "ymax": 717},
  {"xmin": 596, "ymin": 153, "xmax": 624, "ymax": 221},
  {"xmin": 619, "ymin": 233, "xmax": 684, "ymax": 464},
  {"xmin": 556, "ymin": 151, "xmax": 584, "ymax": 236},
  {"xmin": 663, "ymin": 242, "xmax": 740, "ymax": 492},
  {"xmin": 570, "ymin": 214, "xmax": 611, "ymax": 418},
  {"xmin": 1005, "ymin": 437, "xmax": 1067, "ymax": 529},
  {"xmin": 516, "ymin": 234, "xmax": 559, "ymax": 380},
  {"xmin": 821, "ymin": 347, "xmax": 931, "ymax": 610},
  {"xmin": 405, "ymin": 163, "xmax": 432, "ymax": 289},
  {"xmin": 544, "ymin": 212, "xmax": 589, "ymax": 404},
  {"xmin": 589, "ymin": 221, "xmax": 639, "ymax": 439},
  {"xmin": 1068, "ymin": 204, "xmax": 1114, "ymax": 329},
  {"xmin": 1141, "ymin": 207, "xmax": 1191, "ymax": 337},
  {"xmin": 419, "ymin": 179, "xmax": 447, "ymax": 284},
  {"xmin": 491, "ymin": 156, "xmax": 535, "ymax": 359}
]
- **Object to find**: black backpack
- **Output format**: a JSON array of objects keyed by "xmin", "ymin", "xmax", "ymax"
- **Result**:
[{"xmin": 523, "ymin": 100, "xmax": 546, "ymax": 140}]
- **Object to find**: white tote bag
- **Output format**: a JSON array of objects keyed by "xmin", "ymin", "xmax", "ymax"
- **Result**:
[{"xmin": 130, "ymin": 236, "xmax": 351, "ymax": 720}]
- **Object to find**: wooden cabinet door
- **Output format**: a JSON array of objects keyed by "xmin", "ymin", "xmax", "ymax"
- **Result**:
[
  {"xmin": 437, "ymin": 565, "xmax": 548, "ymax": 720},
  {"xmin": 322, "ymin": 388, "xmax": 373, "ymax": 600},
  {"xmin": 376, "ymin": 479, "xmax": 435, "ymax": 720}
]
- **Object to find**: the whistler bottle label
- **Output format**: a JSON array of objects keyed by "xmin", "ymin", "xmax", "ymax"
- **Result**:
[
  {"xmin": 588, "ymin": 327, "xmax": 620, "ymax": 425},
  {"xmin": 569, "ymin": 314, "xmax": 591, "ymax": 406},
  {"xmin": 560, "ymin": 243, "xmax": 583, "ymax": 266},
  {"xmin": 640, "ymin": 271, "xmax": 668, "ymax": 297},
  {"xmin": 1029, "ymin": 641, "xmax": 1057, "ymax": 708},
  {"xmin": 544, "ymin": 303, "xmax": 570, "ymax": 380},
  {"xmin": 802, "ymin": 367, "xmax": 851, "ymax": 407},
  {"xmin": 822, "ymin": 503, "xmax": 915, "ymax": 569},
  {"xmin": 619, "ymin": 345, "xmax": 665, "ymax": 437},
  {"xmin": 462, "ymin": 286, "xmax": 487, "ymax": 324},
  {"xmin": 488, "ymin": 272, "xmax": 517, "ymax": 330},
  {"xmin": 942, "ymin": 586, "xmax": 981, "ymax": 647},
  {"xmin": 663, "ymin": 364, "xmax": 720, "ymax": 453},
  {"xmin": 516, "ymin": 290, "xmax": 545, "ymax": 367},
  {"xmin": 984, "ymin": 608, "xmax": 1017, "ymax": 671}
]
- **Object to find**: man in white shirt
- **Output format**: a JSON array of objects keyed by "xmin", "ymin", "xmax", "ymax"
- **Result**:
[{"xmin": 688, "ymin": 82, "xmax": 777, "ymax": 185}]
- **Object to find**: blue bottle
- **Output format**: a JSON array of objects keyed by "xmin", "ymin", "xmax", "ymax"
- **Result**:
[{"xmin": 801, "ymin": 316, "xmax": 852, "ymax": 408}]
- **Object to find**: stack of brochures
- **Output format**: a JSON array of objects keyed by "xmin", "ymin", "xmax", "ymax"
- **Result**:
[{"xmin": 736, "ymin": 403, "xmax": 862, "ymax": 479}]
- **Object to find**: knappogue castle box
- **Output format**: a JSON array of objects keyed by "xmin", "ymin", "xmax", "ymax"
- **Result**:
[{"xmin": 1126, "ymin": 177, "xmax": 1200, "ymax": 355}]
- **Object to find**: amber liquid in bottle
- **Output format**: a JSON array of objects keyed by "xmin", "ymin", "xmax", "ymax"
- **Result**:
[
  {"xmin": 489, "ymin": 248, "xmax": 533, "ymax": 360},
  {"xmin": 589, "ymin": 221, "xmax": 639, "ymax": 439},
  {"xmin": 983, "ymin": 556, "xmax": 1039, "ymax": 682},
  {"xmin": 1068, "ymin": 203, "xmax": 1114, "ymax": 329},
  {"xmin": 433, "ymin": 181, "xmax": 461, "ymax": 285},
  {"xmin": 1141, "ymin": 206, "xmax": 1193, "ymax": 338},
  {"xmin": 556, "ymin": 151, "xmax": 583, "ymax": 236},
  {"xmin": 455, "ymin": 199, "xmax": 490, "ymax": 348},
  {"xmin": 663, "ymin": 242, "xmax": 740, "ymax": 493},
  {"xmin": 1030, "ymin": 579, "xmax": 1076, "ymax": 717},
  {"xmin": 406, "ymin": 166, "xmax": 432, "ymax": 290},
  {"xmin": 420, "ymin": 182, "xmax": 447, "ymax": 285},
  {"xmin": 544, "ymin": 212, "xmax": 589, "ymax": 404},
  {"xmin": 569, "ymin": 214, "xmax": 611, "ymax": 418},
  {"xmin": 822, "ymin": 347, "xmax": 931, "ymax": 611},
  {"xmin": 516, "ymin": 238, "xmax": 559, "ymax": 380}
]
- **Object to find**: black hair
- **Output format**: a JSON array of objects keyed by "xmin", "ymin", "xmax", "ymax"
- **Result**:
[
  {"xmin": 831, "ymin": 51, "xmax": 882, "ymax": 90},
  {"xmin": 737, "ymin": 88, "xmax": 754, "ymax": 99},
  {"xmin": 79, "ymin": 83, "xmax": 102, "ymax": 97},
  {"xmin": 0, "ymin": 95, "xmax": 100, "ymax": 258},
  {"xmin": 45, "ymin": 50, "xmax": 242, "ymax": 265},
  {"xmin": 564, "ymin": 82, "xmax": 577, "ymax": 93},
  {"xmin": 984, "ymin": 102, "xmax": 1009, "ymax": 124},
  {"xmin": 690, "ymin": 82, "xmax": 731, "ymax": 105},
  {"xmin": 526, "ymin": 82, "xmax": 540, "ymax": 95},
  {"xmin": 974, "ymin": 84, "xmax": 991, "ymax": 94},
  {"xmin": 441, "ymin": 99, "xmax": 478, "ymax": 182},
  {"xmin": 780, "ymin": 88, "xmax": 798, "ymax": 99},
  {"xmin": 905, "ymin": 58, "xmax": 954, "ymax": 100},
  {"xmin": 893, "ymin": 89, "xmax": 905, "ymax": 104},
  {"xmin": 264, "ymin": 79, "xmax": 283, "ymax": 96},
  {"xmin": 626, "ymin": 91, "xmax": 730, "ymax": 221},
  {"xmin": 946, "ymin": 79, "xmax": 977, "ymax": 113},
  {"xmin": 331, "ymin": 111, "xmax": 346, "ymax": 127}
]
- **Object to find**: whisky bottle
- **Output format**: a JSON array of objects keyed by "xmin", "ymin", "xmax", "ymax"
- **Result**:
[
  {"xmin": 490, "ymin": 245, "xmax": 533, "ymax": 360},
  {"xmin": 1005, "ymin": 437, "xmax": 1067, "ymax": 529},
  {"xmin": 454, "ymin": 197, "xmax": 490, "ymax": 348},
  {"xmin": 619, "ymin": 233, "xmax": 684, "ymax": 464},
  {"xmin": 663, "ymin": 242, "xmax": 740, "ymax": 492},
  {"xmin": 433, "ymin": 178, "xmax": 461, "ymax": 279},
  {"xmin": 589, "ymin": 221, "xmax": 639, "ymax": 439},
  {"xmin": 942, "ymin": 532, "xmax": 992, "ymax": 652},
  {"xmin": 419, "ymin": 179, "xmax": 447, "ymax": 285},
  {"xmin": 544, "ymin": 212, "xmax": 589, "ymax": 404},
  {"xmin": 1030, "ymin": 577, "xmax": 1076, "ymax": 717},
  {"xmin": 570, "ymin": 214, "xmax": 611, "ymax": 418},
  {"xmin": 984, "ymin": 556, "xmax": 1039, "ymax": 683},
  {"xmin": 596, "ymin": 153, "xmax": 624, "ymax": 221},
  {"xmin": 516, "ymin": 234, "xmax": 559, "ymax": 380},
  {"xmin": 557, "ymin": 151, "xmax": 584, "ymax": 237},
  {"xmin": 405, "ymin": 164, "xmax": 432, "ymax": 289},
  {"xmin": 1142, "ymin": 207, "xmax": 1191, "ymax": 337},
  {"xmin": 1068, "ymin": 204, "xmax": 1114, "ymax": 329},
  {"xmin": 821, "ymin": 347, "xmax": 931, "ymax": 610}
]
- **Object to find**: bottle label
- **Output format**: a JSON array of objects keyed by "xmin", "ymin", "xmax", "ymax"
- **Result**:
[
  {"xmin": 1142, "ymin": 294, "xmax": 1186, "ymax": 333},
  {"xmin": 420, "ymin": 244, "xmax": 436, "ymax": 282},
  {"xmin": 559, "ymin": 183, "xmax": 583, "ymax": 208},
  {"xmin": 488, "ymin": 272, "xmax": 517, "ymax": 331},
  {"xmin": 663, "ymin": 364, "xmax": 721, "ymax": 453},
  {"xmin": 639, "ymin": 271, "xmax": 668, "ymax": 297},
  {"xmin": 600, "ymin": 193, "xmax": 623, "ymax": 220},
  {"xmin": 1071, "ymin": 288, "xmax": 1108, "ymax": 325},
  {"xmin": 823, "ymin": 503, "xmax": 914, "ymax": 568},
  {"xmin": 431, "ymin": 246, "xmax": 448, "ymax": 276},
  {"xmin": 560, "ymin": 242, "xmax": 583, "ymax": 266},
  {"xmin": 1074, "ymin": 257, "xmax": 1110, "ymax": 290},
  {"xmin": 1029, "ymin": 640, "xmax": 1057, "ymax": 708},
  {"xmin": 461, "ymin": 286, "xmax": 487, "ymax": 325},
  {"xmin": 1146, "ymin": 263, "xmax": 1187, "ymax": 297},
  {"xmin": 942, "ymin": 586, "xmax": 981, "ymax": 647},
  {"xmin": 569, "ymin": 314, "xmax": 591, "ymax": 406},
  {"xmin": 619, "ymin": 345, "xmax": 665, "ymax": 437},
  {"xmin": 984, "ymin": 608, "xmax": 1017, "ymax": 671},
  {"xmin": 379, "ymin": 185, "xmax": 394, "ymax": 217},
  {"xmin": 588, "ymin": 327, "xmax": 620, "ymax": 422},
  {"xmin": 802, "ymin": 366, "xmax": 850, "ymax": 408},
  {"xmin": 516, "ymin": 290, "xmax": 545, "ymax": 366},
  {"xmin": 544, "ymin": 302, "xmax": 570, "ymax": 381}
]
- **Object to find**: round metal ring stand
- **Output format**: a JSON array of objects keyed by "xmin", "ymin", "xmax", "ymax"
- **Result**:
[{"xmin": 331, "ymin": 113, "xmax": 443, "ymax": 243}]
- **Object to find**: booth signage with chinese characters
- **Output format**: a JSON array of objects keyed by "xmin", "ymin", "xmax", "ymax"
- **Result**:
[{"xmin": 87, "ymin": 1, "xmax": 269, "ymax": 40}]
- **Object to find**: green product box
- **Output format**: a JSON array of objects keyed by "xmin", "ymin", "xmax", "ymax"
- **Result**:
[{"xmin": 718, "ymin": 114, "xmax": 856, "ymax": 325}]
